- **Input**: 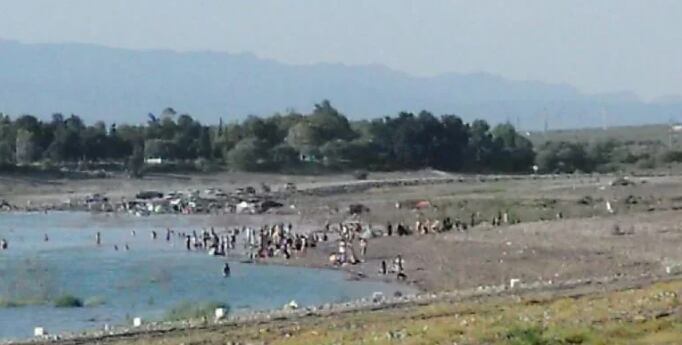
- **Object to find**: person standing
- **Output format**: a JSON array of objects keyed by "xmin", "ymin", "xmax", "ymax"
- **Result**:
[{"xmin": 359, "ymin": 238, "xmax": 368, "ymax": 258}]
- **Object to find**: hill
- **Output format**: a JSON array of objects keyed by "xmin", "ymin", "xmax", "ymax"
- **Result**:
[{"xmin": 1, "ymin": 39, "xmax": 681, "ymax": 128}]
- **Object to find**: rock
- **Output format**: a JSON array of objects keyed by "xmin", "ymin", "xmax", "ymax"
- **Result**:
[
  {"xmin": 386, "ymin": 329, "xmax": 407, "ymax": 340},
  {"xmin": 283, "ymin": 300, "xmax": 299, "ymax": 310}
]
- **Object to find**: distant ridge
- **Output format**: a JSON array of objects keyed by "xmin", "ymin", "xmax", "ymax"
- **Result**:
[{"xmin": 1, "ymin": 39, "xmax": 681, "ymax": 129}]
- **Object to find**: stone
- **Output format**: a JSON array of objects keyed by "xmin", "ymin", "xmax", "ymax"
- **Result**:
[
  {"xmin": 34, "ymin": 327, "xmax": 46, "ymax": 337},
  {"xmin": 215, "ymin": 308, "xmax": 227, "ymax": 321}
]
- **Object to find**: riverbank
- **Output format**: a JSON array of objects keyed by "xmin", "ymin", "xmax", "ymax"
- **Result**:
[
  {"xmin": 4, "ymin": 171, "xmax": 682, "ymax": 343},
  {"xmin": 17, "ymin": 275, "xmax": 682, "ymax": 345},
  {"xmin": 4, "ymin": 171, "xmax": 682, "ymax": 294}
]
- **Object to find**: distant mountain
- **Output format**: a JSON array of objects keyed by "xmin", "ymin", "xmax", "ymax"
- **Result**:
[{"xmin": 1, "ymin": 39, "xmax": 681, "ymax": 129}]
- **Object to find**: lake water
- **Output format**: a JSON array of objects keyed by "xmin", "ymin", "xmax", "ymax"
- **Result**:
[{"xmin": 0, "ymin": 212, "xmax": 407, "ymax": 341}]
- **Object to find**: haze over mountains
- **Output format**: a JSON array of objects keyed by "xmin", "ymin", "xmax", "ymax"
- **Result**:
[{"xmin": 1, "ymin": 39, "xmax": 680, "ymax": 130}]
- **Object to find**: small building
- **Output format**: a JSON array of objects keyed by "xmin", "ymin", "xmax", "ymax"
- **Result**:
[{"xmin": 144, "ymin": 157, "xmax": 164, "ymax": 164}]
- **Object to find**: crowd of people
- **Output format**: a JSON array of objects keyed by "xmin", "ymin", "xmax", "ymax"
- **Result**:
[{"xmin": 4, "ymin": 211, "xmax": 503, "ymax": 283}]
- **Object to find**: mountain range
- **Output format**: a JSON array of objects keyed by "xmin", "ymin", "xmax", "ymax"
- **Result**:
[{"xmin": 1, "ymin": 39, "xmax": 681, "ymax": 129}]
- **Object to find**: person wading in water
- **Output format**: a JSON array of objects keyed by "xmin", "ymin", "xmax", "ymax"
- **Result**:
[{"xmin": 223, "ymin": 262, "xmax": 231, "ymax": 277}]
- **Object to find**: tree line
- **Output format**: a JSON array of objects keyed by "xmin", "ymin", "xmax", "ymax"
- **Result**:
[
  {"xmin": 0, "ymin": 101, "xmax": 540, "ymax": 175},
  {"xmin": 6, "ymin": 100, "xmax": 677, "ymax": 176}
]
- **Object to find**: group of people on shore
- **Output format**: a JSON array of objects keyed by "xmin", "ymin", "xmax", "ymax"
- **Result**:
[
  {"xmin": 245, "ymin": 223, "xmax": 325, "ymax": 260},
  {"xmin": 324, "ymin": 221, "xmax": 408, "ymax": 281}
]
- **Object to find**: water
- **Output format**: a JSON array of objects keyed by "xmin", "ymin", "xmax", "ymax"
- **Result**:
[{"xmin": 0, "ymin": 212, "xmax": 408, "ymax": 341}]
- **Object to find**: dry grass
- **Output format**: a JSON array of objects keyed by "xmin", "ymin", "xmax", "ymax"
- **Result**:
[{"xmin": 66, "ymin": 280, "xmax": 682, "ymax": 345}]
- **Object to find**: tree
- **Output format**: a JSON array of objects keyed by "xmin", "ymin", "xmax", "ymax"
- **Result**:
[
  {"xmin": 197, "ymin": 127, "xmax": 212, "ymax": 159},
  {"xmin": 0, "ymin": 141, "xmax": 14, "ymax": 166},
  {"xmin": 466, "ymin": 120, "xmax": 495, "ymax": 171},
  {"xmin": 0, "ymin": 118, "xmax": 16, "ymax": 166},
  {"xmin": 286, "ymin": 122, "xmax": 323, "ymax": 150},
  {"xmin": 436, "ymin": 114, "xmax": 469, "ymax": 170},
  {"xmin": 226, "ymin": 138, "xmax": 269, "ymax": 171},
  {"xmin": 127, "ymin": 144, "xmax": 145, "ymax": 178},
  {"xmin": 491, "ymin": 123, "xmax": 535, "ymax": 172},
  {"xmin": 15, "ymin": 129, "xmax": 38, "ymax": 164},
  {"xmin": 270, "ymin": 143, "xmax": 299, "ymax": 169},
  {"xmin": 308, "ymin": 100, "xmax": 356, "ymax": 141},
  {"xmin": 536, "ymin": 141, "xmax": 589, "ymax": 173},
  {"xmin": 144, "ymin": 139, "xmax": 176, "ymax": 159}
]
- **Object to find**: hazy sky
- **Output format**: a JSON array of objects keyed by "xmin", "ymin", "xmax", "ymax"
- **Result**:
[{"xmin": 1, "ymin": 0, "xmax": 680, "ymax": 100}]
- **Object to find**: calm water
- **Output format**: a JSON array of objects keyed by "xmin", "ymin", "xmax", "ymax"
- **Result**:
[{"xmin": 0, "ymin": 212, "xmax": 407, "ymax": 341}]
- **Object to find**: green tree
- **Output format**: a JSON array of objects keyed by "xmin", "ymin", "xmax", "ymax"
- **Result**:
[
  {"xmin": 491, "ymin": 123, "xmax": 535, "ymax": 172},
  {"xmin": 127, "ymin": 144, "xmax": 145, "ymax": 178},
  {"xmin": 15, "ymin": 129, "xmax": 38, "ymax": 164},
  {"xmin": 226, "ymin": 138, "xmax": 269, "ymax": 171},
  {"xmin": 197, "ymin": 127, "xmax": 212, "ymax": 159},
  {"xmin": 270, "ymin": 143, "xmax": 299, "ymax": 169},
  {"xmin": 536, "ymin": 141, "xmax": 589, "ymax": 173},
  {"xmin": 286, "ymin": 122, "xmax": 323, "ymax": 150}
]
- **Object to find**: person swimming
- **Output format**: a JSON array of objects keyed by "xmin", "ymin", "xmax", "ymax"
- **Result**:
[
  {"xmin": 1, "ymin": 238, "xmax": 7, "ymax": 250},
  {"xmin": 96, "ymin": 232, "xmax": 101, "ymax": 246}
]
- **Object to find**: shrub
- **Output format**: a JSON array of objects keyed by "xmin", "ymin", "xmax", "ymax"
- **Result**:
[
  {"xmin": 164, "ymin": 301, "xmax": 229, "ymax": 322},
  {"xmin": 353, "ymin": 170, "xmax": 369, "ymax": 180},
  {"xmin": 84, "ymin": 296, "xmax": 106, "ymax": 307},
  {"xmin": 54, "ymin": 294, "xmax": 83, "ymax": 308},
  {"xmin": 505, "ymin": 327, "xmax": 548, "ymax": 345}
]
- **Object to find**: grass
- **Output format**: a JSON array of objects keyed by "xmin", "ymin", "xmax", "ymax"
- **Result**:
[
  {"xmin": 0, "ymin": 297, "xmax": 46, "ymax": 308},
  {"xmin": 53, "ymin": 294, "xmax": 84, "ymax": 308},
  {"xmin": 101, "ymin": 280, "xmax": 682, "ymax": 345},
  {"xmin": 505, "ymin": 327, "xmax": 549, "ymax": 345},
  {"xmin": 84, "ymin": 296, "xmax": 106, "ymax": 307},
  {"xmin": 163, "ymin": 301, "xmax": 229, "ymax": 322}
]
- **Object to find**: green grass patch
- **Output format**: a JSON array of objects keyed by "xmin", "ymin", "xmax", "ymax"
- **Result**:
[
  {"xmin": 164, "ymin": 301, "xmax": 229, "ymax": 322},
  {"xmin": 0, "ymin": 297, "xmax": 46, "ymax": 308},
  {"xmin": 84, "ymin": 296, "xmax": 106, "ymax": 307},
  {"xmin": 505, "ymin": 326, "xmax": 549, "ymax": 345}
]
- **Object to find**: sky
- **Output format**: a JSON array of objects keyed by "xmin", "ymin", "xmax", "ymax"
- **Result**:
[{"xmin": 0, "ymin": 0, "xmax": 680, "ymax": 100}]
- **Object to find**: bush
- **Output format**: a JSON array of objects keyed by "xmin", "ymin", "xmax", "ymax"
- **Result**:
[
  {"xmin": 505, "ymin": 327, "xmax": 548, "ymax": 345},
  {"xmin": 164, "ymin": 301, "xmax": 229, "ymax": 322},
  {"xmin": 353, "ymin": 170, "xmax": 369, "ymax": 180},
  {"xmin": 54, "ymin": 294, "xmax": 84, "ymax": 308},
  {"xmin": 636, "ymin": 157, "xmax": 656, "ymax": 170},
  {"xmin": 0, "ymin": 297, "xmax": 45, "ymax": 308},
  {"xmin": 84, "ymin": 296, "xmax": 106, "ymax": 307},
  {"xmin": 659, "ymin": 149, "xmax": 682, "ymax": 163}
]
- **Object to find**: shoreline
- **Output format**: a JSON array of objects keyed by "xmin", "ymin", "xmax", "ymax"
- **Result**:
[{"xmin": 12, "ymin": 271, "xmax": 682, "ymax": 345}]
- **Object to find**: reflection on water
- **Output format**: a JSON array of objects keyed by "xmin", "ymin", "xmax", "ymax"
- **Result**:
[{"xmin": 0, "ymin": 212, "xmax": 407, "ymax": 340}]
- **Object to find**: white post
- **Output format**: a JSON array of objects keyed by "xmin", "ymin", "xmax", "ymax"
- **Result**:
[{"xmin": 214, "ymin": 308, "xmax": 226, "ymax": 321}]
